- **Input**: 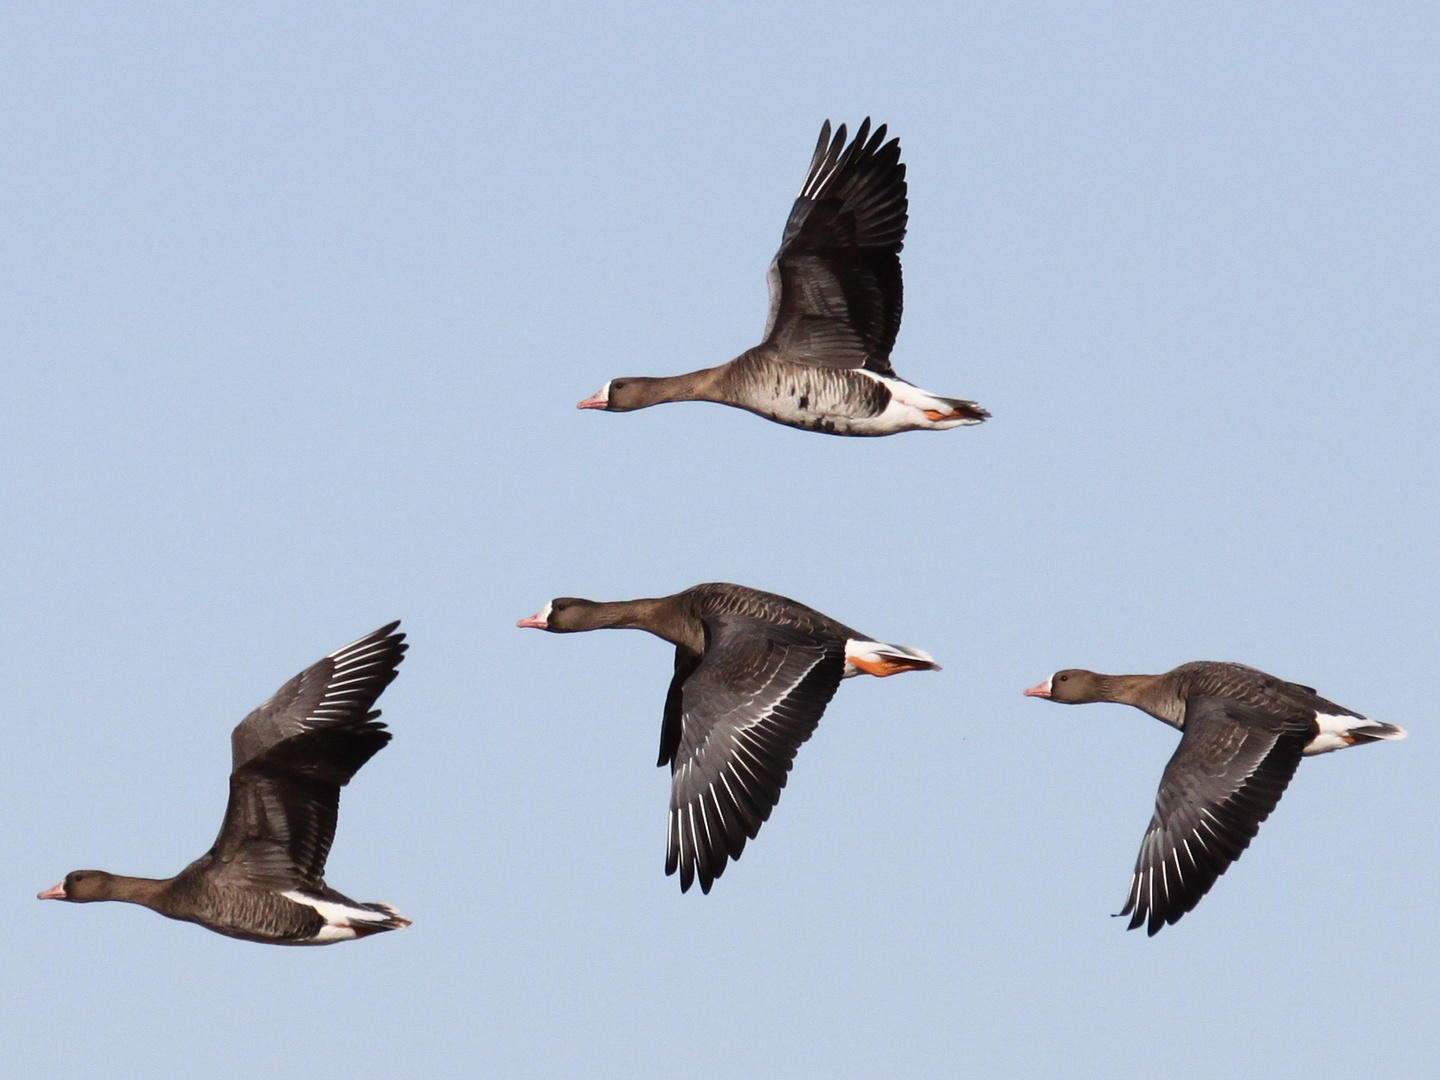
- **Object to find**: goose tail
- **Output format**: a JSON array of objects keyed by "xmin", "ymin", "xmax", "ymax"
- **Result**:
[
  {"xmin": 1306, "ymin": 714, "xmax": 1409, "ymax": 755},
  {"xmin": 1347, "ymin": 720, "xmax": 1408, "ymax": 744},
  {"xmin": 352, "ymin": 902, "xmax": 412, "ymax": 936},
  {"xmin": 844, "ymin": 639, "xmax": 941, "ymax": 678},
  {"xmin": 925, "ymin": 394, "xmax": 990, "ymax": 425}
]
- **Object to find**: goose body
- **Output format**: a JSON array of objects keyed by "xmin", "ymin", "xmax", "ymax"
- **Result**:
[
  {"xmin": 519, "ymin": 583, "xmax": 939, "ymax": 892},
  {"xmin": 39, "ymin": 623, "xmax": 411, "ymax": 945},
  {"xmin": 1025, "ymin": 661, "xmax": 1406, "ymax": 935},
  {"xmin": 577, "ymin": 120, "xmax": 988, "ymax": 436}
]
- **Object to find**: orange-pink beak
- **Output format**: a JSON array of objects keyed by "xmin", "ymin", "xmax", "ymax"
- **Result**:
[
  {"xmin": 516, "ymin": 611, "xmax": 549, "ymax": 629},
  {"xmin": 576, "ymin": 388, "xmax": 609, "ymax": 410},
  {"xmin": 37, "ymin": 882, "xmax": 66, "ymax": 900},
  {"xmin": 1023, "ymin": 679, "xmax": 1052, "ymax": 698}
]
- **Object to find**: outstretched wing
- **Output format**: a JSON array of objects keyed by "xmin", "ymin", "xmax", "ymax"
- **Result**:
[
  {"xmin": 761, "ymin": 119, "xmax": 907, "ymax": 374},
  {"xmin": 1121, "ymin": 696, "xmax": 1311, "ymax": 935},
  {"xmin": 208, "ymin": 623, "xmax": 407, "ymax": 889},
  {"xmin": 665, "ymin": 614, "xmax": 846, "ymax": 893},
  {"xmin": 230, "ymin": 621, "xmax": 406, "ymax": 770}
]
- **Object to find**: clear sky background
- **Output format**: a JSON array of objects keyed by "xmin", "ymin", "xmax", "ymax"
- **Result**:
[{"xmin": 2, "ymin": 3, "xmax": 1437, "ymax": 1078}]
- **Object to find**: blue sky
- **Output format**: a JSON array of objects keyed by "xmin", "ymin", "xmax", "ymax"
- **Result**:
[{"xmin": 3, "ymin": 3, "xmax": 1437, "ymax": 1078}]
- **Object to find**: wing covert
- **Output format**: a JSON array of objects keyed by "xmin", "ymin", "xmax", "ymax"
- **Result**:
[
  {"xmin": 212, "ymin": 720, "xmax": 392, "ymax": 888},
  {"xmin": 210, "ymin": 623, "xmax": 405, "ymax": 888},
  {"xmin": 231, "ymin": 622, "xmax": 406, "ymax": 769},
  {"xmin": 1121, "ymin": 696, "xmax": 1311, "ymax": 935},
  {"xmin": 762, "ymin": 119, "xmax": 908, "ymax": 373},
  {"xmin": 665, "ymin": 614, "xmax": 846, "ymax": 893}
]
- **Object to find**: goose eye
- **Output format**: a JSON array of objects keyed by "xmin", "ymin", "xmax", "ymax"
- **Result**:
[{"xmin": 1059, "ymin": 674, "xmax": 1069, "ymax": 682}]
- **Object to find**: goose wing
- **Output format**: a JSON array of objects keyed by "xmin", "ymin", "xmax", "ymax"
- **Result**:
[
  {"xmin": 665, "ymin": 613, "xmax": 846, "ymax": 893},
  {"xmin": 1121, "ymin": 695, "xmax": 1311, "ymax": 935},
  {"xmin": 204, "ymin": 623, "xmax": 407, "ymax": 889},
  {"xmin": 657, "ymin": 645, "xmax": 703, "ymax": 768},
  {"xmin": 761, "ymin": 119, "xmax": 907, "ymax": 374}
]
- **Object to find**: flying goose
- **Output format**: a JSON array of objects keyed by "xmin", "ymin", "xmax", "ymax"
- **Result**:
[
  {"xmin": 39, "ymin": 623, "xmax": 411, "ymax": 945},
  {"xmin": 577, "ymin": 119, "xmax": 988, "ymax": 435},
  {"xmin": 1025, "ymin": 661, "xmax": 1406, "ymax": 935},
  {"xmin": 519, "ymin": 582, "xmax": 939, "ymax": 891}
]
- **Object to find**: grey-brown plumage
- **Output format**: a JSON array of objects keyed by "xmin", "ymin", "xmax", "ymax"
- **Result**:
[
  {"xmin": 577, "ymin": 120, "xmax": 988, "ymax": 436},
  {"xmin": 39, "ymin": 623, "xmax": 411, "ymax": 945},
  {"xmin": 1025, "ymin": 661, "xmax": 1406, "ymax": 935},
  {"xmin": 519, "ymin": 583, "xmax": 939, "ymax": 892}
]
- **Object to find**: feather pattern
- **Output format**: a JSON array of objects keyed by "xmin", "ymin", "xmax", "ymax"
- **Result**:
[
  {"xmin": 1120, "ymin": 696, "xmax": 1311, "ymax": 935},
  {"xmin": 205, "ymin": 622, "xmax": 407, "ymax": 893},
  {"xmin": 41, "ymin": 624, "xmax": 411, "ymax": 945},
  {"xmin": 521, "ymin": 582, "xmax": 936, "ymax": 892},
  {"xmin": 582, "ymin": 121, "xmax": 988, "ymax": 435},
  {"xmin": 762, "ymin": 118, "xmax": 907, "ymax": 371},
  {"xmin": 665, "ymin": 615, "xmax": 846, "ymax": 893},
  {"xmin": 1029, "ymin": 659, "xmax": 1407, "ymax": 935}
]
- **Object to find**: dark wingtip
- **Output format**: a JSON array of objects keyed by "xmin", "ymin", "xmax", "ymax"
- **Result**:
[{"xmin": 356, "ymin": 621, "xmax": 407, "ymax": 659}]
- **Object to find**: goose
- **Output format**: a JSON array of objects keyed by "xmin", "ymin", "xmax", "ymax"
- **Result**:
[
  {"xmin": 38, "ymin": 623, "xmax": 411, "ymax": 945},
  {"xmin": 518, "ymin": 582, "xmax": 939, "ymax": 891},
  {"xmin": 1024, "ymin": 661, "xmax": 1407, "ymax": 935},
  {"xmin": 577, "ymin": 119, "xmax": 988, "ymax": 436}
]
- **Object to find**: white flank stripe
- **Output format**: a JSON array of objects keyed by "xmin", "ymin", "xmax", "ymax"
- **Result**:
[
  {"xmin": 310, "ymin": 925, "xmax": 359, "ymax": 943},
  {"xmin": 282, "ymin": 891, "xmax": 394, "ymax": 926}
]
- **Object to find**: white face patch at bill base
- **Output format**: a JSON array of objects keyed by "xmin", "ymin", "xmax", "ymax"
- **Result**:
[{"xmin": 1024, "ymin": 676, "xmax": 1053, "ymax": 697}]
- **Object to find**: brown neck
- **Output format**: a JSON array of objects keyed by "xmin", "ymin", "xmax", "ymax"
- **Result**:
[
  {"xmin": 586, "ymin": 597, "xmax": 702, "ymax": 651},
  {"xmin": 104, "ymin": 875, "xmax": 174, "ymax": 910},
  {"xmin": 637, "ymin": 368, "xmax": 726, "ymax": 405},
  {"xmin": 1096, "ymin": 674, "xmax": 1182, "ymax": 726}
]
